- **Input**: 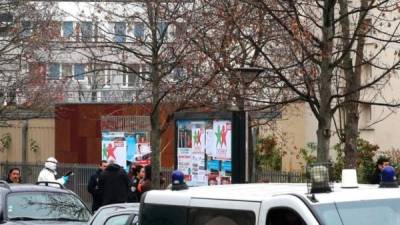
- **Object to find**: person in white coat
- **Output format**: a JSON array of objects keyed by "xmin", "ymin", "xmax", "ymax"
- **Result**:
[{"xmin": 37, "ymin": 157, "xmax": 68, "ymax": 186}]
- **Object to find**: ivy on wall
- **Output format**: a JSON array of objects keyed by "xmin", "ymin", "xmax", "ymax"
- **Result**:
[{"xmin": 0, "ymin": 133, "xmax": 11, "ymax": 152}]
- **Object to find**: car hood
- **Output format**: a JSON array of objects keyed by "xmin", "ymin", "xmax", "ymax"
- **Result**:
[{"xmin": 5, "ymin": 221, "xmax": 87, "ymax": 225}]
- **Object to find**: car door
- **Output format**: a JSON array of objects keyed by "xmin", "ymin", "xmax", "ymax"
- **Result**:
[{"xmin": 259, "ymin": 195, "xmax": 320, "ymax": 225}]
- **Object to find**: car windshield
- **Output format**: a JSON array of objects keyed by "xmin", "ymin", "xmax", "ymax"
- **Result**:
[
  {"xmin": 6, "ymin": 192, "xmax": 91, "ymax": 221},
  {"xmin": 313, "ymin": 198, "xmax": 400, "ymax": 225}
]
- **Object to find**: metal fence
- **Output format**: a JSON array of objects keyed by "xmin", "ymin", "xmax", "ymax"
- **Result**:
[
  {"xmin": 0, "ymin": 162, "xmax": 305, "ymax": 207},
  {"xmin": 254, "ymin": 169, "xmax": 306, "ymax": 183}
]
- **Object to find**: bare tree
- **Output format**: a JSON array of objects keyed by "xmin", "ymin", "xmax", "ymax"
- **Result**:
[
  {"xmin": 229, "ymin": 0, "xmax": 400, "ymax": 166},
  {"xmin": 54, "ymin": 1, "xmax": 212, "ymax": 188},
  {"xmin": 0, "ymin": 0, "xmax": 61, "ymax": 120}
]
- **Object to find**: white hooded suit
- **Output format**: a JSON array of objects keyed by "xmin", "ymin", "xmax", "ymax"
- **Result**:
[{"xmin": 37, "ymin": 157, "xmax": 65, "ymax": 186}]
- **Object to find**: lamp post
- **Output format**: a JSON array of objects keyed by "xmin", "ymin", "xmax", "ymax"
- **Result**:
[{"xmin": 232, "ymin": 67, "xmax": 264, "ymax": 183}]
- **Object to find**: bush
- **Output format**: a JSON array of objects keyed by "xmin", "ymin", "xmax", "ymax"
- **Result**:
[
  {"xmin": 255, "ymin": 135, "xmax": 284, "ymax": 171},
  {"xmin": 299, "ymin": 138, "xmax": 378, "ymax": 183}
]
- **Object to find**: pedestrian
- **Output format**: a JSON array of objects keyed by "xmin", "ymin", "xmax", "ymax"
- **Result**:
[
  {"xmin": 6, "ymin": 167, "xmax": 21, "ymax": 184},
  {"xmin": 168, "ymin": 170, "xmax": 188, "ymax": 191},
  {"xmin": 97, "ymin": 159, "xmax": 131, "ymax": 207},
  {"xmin": 87, "ymin": 160, "xmax": 108, "ymax": 212},
  {"xmin": 128, "ymin": 164, "xmax": 143, "ymax": 202},
  {"xmin": 370, "ymin": 157, "xmax": 390, "ymax": 184},
  {"xmin": 138, "ymin": 165, "xmax": 152, "ymax": 196},
  {"xmin": 379, "ymin": 165, "xmax": 398, "ymax": 188},
  {"xmin": 37, "ymin": 157, "xmax": 70, "ymax": 186}
]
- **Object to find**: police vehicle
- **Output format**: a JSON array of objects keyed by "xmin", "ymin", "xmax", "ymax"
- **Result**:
[{"xmin": 139, "ymin": 166, "xmax": 400, "ymax": 225}]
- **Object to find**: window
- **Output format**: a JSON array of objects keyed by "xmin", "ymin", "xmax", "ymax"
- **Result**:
[
  {"xmin": 49, "ymin": 63, "xmax": 60, "ymax": 80},
  {"xmin": 21, "ymin": 21, "xmax": 31, "ymax": 37},
  {"xmin": 359, "ymin": 104, "xmax": 372, "ymax": 128},
  {"xmin": 6, "ymin": 192, "xmax": 91, "ymax": 221},
  {"xmin": 114, "ymin": 22, "xmax": 126, "ymax": 43},
  {"xmin": 266, "ymin": 208, "xmax": 307, "ymax": 225},
  {"xmin": 29, "ymin": 63, "xmax": 46, "ymax": 84},
  {"xmin": 361, "ymin": 63, "xmax": 372, "ymax": 85},
  {"xmin": 157, "ymin": 21, "xmax": 168, "ymax": 40},
  {"xmin": 134, "ymin": 22, "xmax": 144, "ymax": 39},
  {"xmin": 173, "ymin": 67, "xmax": 185, "ymax": 81},
  {"xmin": 74, "ymin": 64, "xmax": 85, "ymax": 80},
  {"xmin": 0, "ymin": 13, "xmax": 13, "ymax": 36},
  {"xmin": 314, "ymin": 199, "xmax": 400, "ymax": 225},
  {"xmin": 104, "ymin": 214, "xmax": 130, "ymax": 225},
  {"xmin": 141, "ymin": 204, "xmax": 187, "ymax": 225},
  {"xmin": 62, "ymin": 21, "xmax": 73, "ymax": 38},
  {"xmin": 174, "ymin": 22, "xmax": 186, "ymax": 40},
  {"xmin": 189, "ymin": 208, "xmax": 255, "ymax": 225},
  {"xmin": 88, "ymin": 64, "xmax": 106, "ymax": 86},
  {"xmin": 81, "ymin": 22, "xmax": 93, "ymax": 42},
  {"xmin": 128, "ymin": 64, "xmax": 140, "ymax": 87},
  {"xmin": 62, "ymin": 64, "xmax": 72, "ymax": 77},
  {"xmin": 47, "ymin": 21, "xmax": 61, "ymax": 39}
]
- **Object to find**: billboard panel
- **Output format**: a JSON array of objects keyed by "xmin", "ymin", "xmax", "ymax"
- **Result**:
[{"xmin": 176, "ymin": 119, "xmax": 232, "ymax": 186}]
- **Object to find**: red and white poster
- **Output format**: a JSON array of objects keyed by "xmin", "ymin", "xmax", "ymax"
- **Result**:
[{"xmin": 101, "ymin": 132, "xmax": 127, "ymax": 167}]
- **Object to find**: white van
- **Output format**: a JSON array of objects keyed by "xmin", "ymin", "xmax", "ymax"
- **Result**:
[{"xmin": 138, "ymin": 173, "xmax": 400, "ymax": 225}]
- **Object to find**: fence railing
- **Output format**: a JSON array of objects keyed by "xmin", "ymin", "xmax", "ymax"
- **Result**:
[{"xmin": 0, "ymin": 162, "xmax": 305, "ymax": 207}]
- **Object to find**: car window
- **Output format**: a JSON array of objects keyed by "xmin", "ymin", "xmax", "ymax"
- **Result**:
[
  {"xmin": 91, "ymin": 207, "xmax": 119, "ymax": 225},
  {"xmin": 314, "ymin": 199, "xmax": 400, "ymax": 225},
  {"xmin": 104, "ymin": 214, "xmax": 130, "ymax": 225},
  {"xmin": 188, "ymin": 208, "xmax": 256, "ymax": 225},
  {"xmin": 131, "ymin": 215, "xmax": 138, "ymax": 225},
  {"xmin": 6, "ymin": 192, "xmax": 91, "ymax": 221},
  {"xmin": 141, "ymin": 204, "xmax": 187, "ymax": 225},
  {"xmin": 266, "ymin": 208, "xmax": 307, "ymax": 225}
]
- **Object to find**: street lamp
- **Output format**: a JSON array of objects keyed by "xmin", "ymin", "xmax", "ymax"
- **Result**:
[
  {"xmin": 232, "ymin": 67, "xmax": 264, "ymax": 111},
  {"xmin": 232, "ymin": 67, "xmax": 264, "ymax": 183}
]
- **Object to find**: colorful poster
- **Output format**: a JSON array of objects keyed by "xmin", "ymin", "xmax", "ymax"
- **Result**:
[
  {"xmin": 213, "ymin": 120, "xmax": 232, "ymax": 160},
  {"xmin": 176, "ymin": 119, "xmax": 232, "ymax": 186},
  {"xmin": 190, "ymin": 122, "xmax": 207, "ymax": 186},
  {"xmin": 101, "ymin": 132, "xmax": 127, "ymax": 167},
  {"xmin": 102, "ymin": 131, "xmax": 151, "ymax": 169},
  {"xmin": 177, "ymin": 147, "xmax": 192, "ymax": 181}
]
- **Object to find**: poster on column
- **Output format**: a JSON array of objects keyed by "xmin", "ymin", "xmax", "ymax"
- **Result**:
[
  {"xmin": 177, "ymin": 121, "xmax": 193, "ymax": 182},
  {"xmin": 133, "ymin": 132, "xmax": 151, "ymax": 166},
  {"xmin": 213, "ymin": 120, "xmax": 232, "ymax": 160},
  {"xmin": 206, "ymin": 120, "xmax": 232, "ymax": 185},
  {"xmin": 101, "ymin": 132, "xmax": 127, "ymax": 167},
  {"xmin": 190, "ymin": 122, "xmax": 207, "ymax": 186}
]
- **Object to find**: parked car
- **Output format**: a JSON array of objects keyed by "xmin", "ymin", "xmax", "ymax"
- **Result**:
[
  {"xmin": 0, "ymin": 180, "xmax": 91, "ymax": 224},
  {"xmin": 88, "ymin": 203, "xmax": 139, "ymax": 225}
]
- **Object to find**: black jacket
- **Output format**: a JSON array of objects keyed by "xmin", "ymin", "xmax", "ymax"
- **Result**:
[
  {"xmin": 97, "ymin": 164, "xmax": 131, "ymax": 207},
  {"xmin": 370, "ymin": 168, "xmax": 381, "ymax": 184},
  {"xmin": 128, "ymin": 176, "xmax": 140, "ymax": 202},
  {"xmin": 87, "ymin": 169, "xmax": 102, "ymax": 212}
]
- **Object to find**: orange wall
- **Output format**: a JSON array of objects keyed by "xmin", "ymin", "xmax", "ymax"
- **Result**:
[{"xmin": 55, "ymin": 104, "xmax": 175, "ymax": 167}]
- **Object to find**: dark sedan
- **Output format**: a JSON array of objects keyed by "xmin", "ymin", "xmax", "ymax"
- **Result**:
[{"xmin": 0, "ymin": 181, "xmax": 91, "ymax": 225}]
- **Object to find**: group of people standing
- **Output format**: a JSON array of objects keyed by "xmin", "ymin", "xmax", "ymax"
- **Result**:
[{"xmin": 87, "ymin": 160, "xmax": 152, "ymax": 212}]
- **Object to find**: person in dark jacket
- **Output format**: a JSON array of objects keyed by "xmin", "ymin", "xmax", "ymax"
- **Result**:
[
  {"xmin": 97, "ymin": 160, "xmax": 131, "ymax": 207},
  {"xmin": 87, "ymin": 160, "xmax": 107, "ymax": 212},
  {"xmin": 128, "ymin": 164, "xmax": 143, "ymax": 202},
  {"xmin": 370, "ymin": 157, "xmax": 390, "ymax": 184}
]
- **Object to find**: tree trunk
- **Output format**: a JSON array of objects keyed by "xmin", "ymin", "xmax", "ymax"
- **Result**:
[
  {"xmin": 316, "ymin": 109, "xmax": 332, "ymax": 162},
  {"xmin": 150, "ymin": 75, "xmax": 161, "ymax": 189},
  {"xmin": 339, "ymin": 0, "xmax": 368, "ymax": 168},
  {"xmin": 315, "ymin": 0, "xmax": 335, "ymax": 162}
]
